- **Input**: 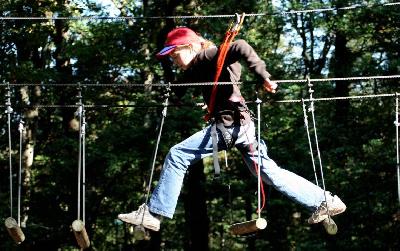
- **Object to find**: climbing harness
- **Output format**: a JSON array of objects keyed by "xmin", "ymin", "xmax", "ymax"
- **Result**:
[
  {"xmin": 211, "ymin": 118, "xmax": 240, "ymax": 177},
  {"xmin": 302, "ymin": 78, "xmax": 337, "ymax": 235},
  {"xmin": 395, "ymin": 93, "xmax": 400, "ymax": 204},
  {"xmin": 71, "ymin": 86, "xmax": 90, "ymax": 249},
  {"xmin": 229, "ymin": 93, "xmax": 267, "ymax": 235},
  {"xmin": 133, "ymin": 84, "xmax": 171, "ymax": 240},
  {"xmin": 4, "ymin": 84, "xmax": 26, "ymax": 244}
]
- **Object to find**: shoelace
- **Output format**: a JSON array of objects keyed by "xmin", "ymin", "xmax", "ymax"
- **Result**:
[
  {"xmin": 313, "ymin": 202, "xmax": 328, "ymax": 219},
  {"xmin": 135, "ymin": 204, "xmax": 146, "ymax": 216}
]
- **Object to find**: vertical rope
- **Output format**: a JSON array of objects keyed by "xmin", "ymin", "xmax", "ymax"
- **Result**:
[
  {"xmin": 256, "ymin": 95, "xmax": 262, "ymax": 219},
  {"xmin": 144, "ymin": 85, "xmax": 170, "ymax": 205},
  {"xmin": 6, "ymin": 84, "xmax": 14, "ymax": 218},
  {"xmin": 18, "ymin": 120, "xmax": 24, "ymax": 226},
  {"xmin": 302, "ymin": 99, "xmax": 319, "ymax": 186},
  {"xmin": 77, "ymin": 88, "xmax": 82, "ymax": 221},
  {"xmin": 8, "ymin": 110, "xmax": 13, "ymax": 218},
  {"xmin": 395, "ymin": 93, "xmax": 400, "ymax": 204},
  {"xmin": 243, "ymin": 93, "xmax": 266, "ymax": 216},
  {"xmin": 82, "ymin": 106, "xmax": 86, "ymax": 223},
  {"xmin": 224, "ymin": 151, "xmax": 234, "ymax": 223},
  {"xmin": 307, "ymin": 78, "xmax": 330, "ymax": 214}
]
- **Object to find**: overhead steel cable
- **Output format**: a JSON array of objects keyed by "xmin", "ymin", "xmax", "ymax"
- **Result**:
[
  {"xmin": 0, "ymin": 2, "xmax": 399, "ymax": 20},
  {"xmin": 274, "ymin": 74, "xmax": 400, "ymax": 84},
  {"xmin": 278, "ymin": 1, "xmax": 400, "ymax": 15},
  {"xmin": 0, "ymin": 82, "xmax": 240, "ymax": 87}
]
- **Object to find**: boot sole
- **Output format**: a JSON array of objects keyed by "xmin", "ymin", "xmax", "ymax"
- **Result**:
[
  {"xmin": 118, "ymin": 216, "xmax": 160, "ymax": 231},
  {"xmin": 308, "ymin": 206, "xmax": 346, "ymax": 224}
]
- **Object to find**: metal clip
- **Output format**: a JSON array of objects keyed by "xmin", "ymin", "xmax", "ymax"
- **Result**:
[{"xmin": 231, "ymin": 13, "xmax": 245, "ymax": 32}]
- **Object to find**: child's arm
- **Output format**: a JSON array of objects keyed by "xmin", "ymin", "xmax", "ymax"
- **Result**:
[{"xmin": 226, "ymin": 39, "xmax": 277, "ymax": 93}]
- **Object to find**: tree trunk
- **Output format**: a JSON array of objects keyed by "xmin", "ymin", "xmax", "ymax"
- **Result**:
[
  {"xmin": 20, "ymin": 89, "xmax": 39, "ymax": 228},
  {"xmin": 330, "ymin": 1, "xmax": 353, "ymax": 170},
  {"xmin": 184, "ymin": 161, "xmax": 209, "ymax": 251},
  {"xmin": 332, "ymin": 32, "xmax": 351, "ymax": 124},
  {"xmin": 292, "ymin": 7, "xmax": 333, "ymax": 77},
  {"xmin": 53, "ymin": 17, "xmax": 75, "ymax": 135}
]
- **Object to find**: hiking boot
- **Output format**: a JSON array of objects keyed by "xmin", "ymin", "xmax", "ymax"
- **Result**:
[
  {"xmin": 118, "ymin": 204, "xmax": 161, "ymax": 231},
  {"xmin": 308, "ymin": 192, "xmax": 346, "ymax": 224}
]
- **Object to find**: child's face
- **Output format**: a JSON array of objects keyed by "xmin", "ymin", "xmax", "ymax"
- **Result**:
[{"xmin": 169, "ymin": 45, "xmax": 195, "ymax": 70}]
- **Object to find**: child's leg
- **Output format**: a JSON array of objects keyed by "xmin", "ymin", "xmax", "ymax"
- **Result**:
[
  {"xmin": 236, "ymin": 122, "xmax": 325, "ymax": 211},
  {"xmin": 239, "ymin": 139, "xmax": 326, "ymax": 211},
  {"xmin": 148, "ymin": 125, "xmax": 220, "ymax": 218}
]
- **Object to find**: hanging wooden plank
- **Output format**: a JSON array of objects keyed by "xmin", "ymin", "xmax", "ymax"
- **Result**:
[
  {"xmin": 229, "ymin": 218, "xmax": 267, "ymax": 235},
  {"xmin": 72, "ymin": 220, "xmax": 90, "ymax": 249},
  {"xmin": 5, "ymin": 217, "xmax": 25, "ymax": 244}
]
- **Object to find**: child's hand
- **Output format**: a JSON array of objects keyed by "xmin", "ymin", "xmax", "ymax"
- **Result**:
[{"xmin": 263, "ymin": 78, "xmax": 277, "ymax": 93}]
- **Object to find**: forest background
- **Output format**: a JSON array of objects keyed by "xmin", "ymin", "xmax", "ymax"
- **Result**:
[{"xmin": 1, "ymin": 0, "xmax": 399, "ymax": 250}]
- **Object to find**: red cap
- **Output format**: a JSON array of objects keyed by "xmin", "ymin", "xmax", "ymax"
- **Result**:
[{"xmin": 156, "ymin": 27, "xmax": 201, "ymax": 58}]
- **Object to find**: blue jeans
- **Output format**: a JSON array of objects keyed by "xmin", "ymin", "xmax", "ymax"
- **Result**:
[{"xmin": 148, "ymin": 121, "xmax": 326, "ymax": 219}]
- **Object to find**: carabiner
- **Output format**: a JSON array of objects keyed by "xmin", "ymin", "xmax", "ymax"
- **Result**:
[{"xmin": 231, "ymin": 13, "xmax": 245, "ymax": 32}]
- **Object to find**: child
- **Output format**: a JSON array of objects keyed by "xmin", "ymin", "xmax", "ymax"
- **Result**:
[{"xmin": 118, "ymin": 27, "xmax": 346, "ymax": 231}]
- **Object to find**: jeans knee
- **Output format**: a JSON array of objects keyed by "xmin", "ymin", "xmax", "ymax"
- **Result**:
[
  {"xmin": 261, "ymin": 159, "xmax": 280, "ymax": 174},
  {"xmin": 165, "ymin": 145, "xmax": 187, "ymax": 171},
  {"xmin": 169, "ymin": 144, "xmax": 180, "ymax": 155},
  {"xmin": 260, "ymin": 158, "xmax": 281, "ymax": 176}
]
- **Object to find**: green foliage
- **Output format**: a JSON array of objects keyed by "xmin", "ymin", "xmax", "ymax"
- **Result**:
[{"xmin": 1, "ymin": 0, "xmax": 399, "ymax": 250}]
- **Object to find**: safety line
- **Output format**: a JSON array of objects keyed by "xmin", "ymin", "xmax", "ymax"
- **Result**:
[
  {"xmin": 0, "ymin": 93, "xmax": 397, "ymax": 109},
  {"xmin": 0, "ymin": 82, "xmax": 238, "ymax": 87},
  {"xmin": 274, "ymin": 74, "xmax": 400, "ymax": 84},
  {"xmin": 2, "ymin": 74, "xmax": 399, "ymax": 87},
  {"xmin": 0, "ymin": 93, "xmax": 396, "ymax": 109},
  {"xmin": 0, "ymin": 104, "xmax": 191, "ymax": 109},
  {"xmin": 275, "ymin": 93, "xmax": 396, "ymax": 103},
  {"xmin": 1, "ymin": 2, "xmax": 399, "ymax": 20}
]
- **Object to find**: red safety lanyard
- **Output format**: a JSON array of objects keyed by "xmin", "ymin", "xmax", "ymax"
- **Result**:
[{"xmin": 204, "ymin": 14, "xmax": 245, "ymax": 121}]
